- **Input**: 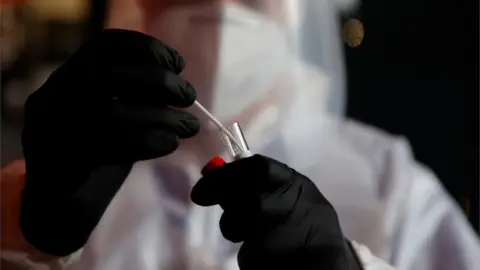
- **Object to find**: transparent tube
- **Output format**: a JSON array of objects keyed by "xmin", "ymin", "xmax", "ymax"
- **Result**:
[{"xmin": 222, "ymin": 122, "xmax": 253, "ymax": 160}]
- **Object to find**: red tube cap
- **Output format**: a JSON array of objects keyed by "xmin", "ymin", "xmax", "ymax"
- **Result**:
[{"xmin": 201, "ymin": 156, "xmax": 226, "ymax": 175}]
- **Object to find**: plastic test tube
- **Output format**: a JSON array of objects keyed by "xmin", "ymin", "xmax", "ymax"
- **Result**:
[
  {"xmin": 222, "ymin": 122, "xmax": 253, "ymax": 160},
  {"xmin": 191, "ymin": 101, "xmax": 252, "ymax": 161}
]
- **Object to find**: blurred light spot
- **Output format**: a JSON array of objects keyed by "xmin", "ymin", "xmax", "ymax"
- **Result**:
[
  {"xmin": 26, "ymin": 0, "xmax": 89, "ymax": 22},
  {"xmin": 342, "ymin": 18, "xmax": 364, "ymax": 48}
]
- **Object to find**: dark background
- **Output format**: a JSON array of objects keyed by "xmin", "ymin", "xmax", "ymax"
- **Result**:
[{"xmin": 343, "ymin": 0, "xmax": 479, "ymax": 231}]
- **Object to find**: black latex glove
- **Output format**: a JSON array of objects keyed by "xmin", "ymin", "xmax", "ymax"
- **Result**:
[
  {"xmin": 20, "ymin": 29, "xmax": 200, "ymax": 256},
  {"xmin": 191, "ymin": 155, "xmax": 363, "ymax": 270}
]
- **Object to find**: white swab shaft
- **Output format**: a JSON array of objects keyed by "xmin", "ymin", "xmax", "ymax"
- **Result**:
[{"xmin": 192, "ymin": 101, "xmax": 243, "ymax": 150}]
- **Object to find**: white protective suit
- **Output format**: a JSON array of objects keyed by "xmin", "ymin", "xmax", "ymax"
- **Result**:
[{"xmin": 4, "ymin": 0, "xmax": 478, "ymax": 269}]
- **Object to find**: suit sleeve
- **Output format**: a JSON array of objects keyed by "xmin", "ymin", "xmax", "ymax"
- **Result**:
[{"xmin": 391, "ymin": 162, "xmax": 480, "ymax": 270}]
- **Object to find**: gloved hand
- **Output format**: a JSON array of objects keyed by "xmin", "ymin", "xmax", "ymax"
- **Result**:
[
  {"xmin": 20, "ymin": 29, "xmax": 200, "ymax": 256},
  {"xmin": 191, "ymin": 155, "xmax": 363, "ymax": 270}
]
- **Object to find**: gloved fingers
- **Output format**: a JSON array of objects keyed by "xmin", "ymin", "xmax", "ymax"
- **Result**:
[
  {"xmin": 108, "ymin": 103, "xmax": 200, "ymax": 139},
  {"xmin": 148, "ymin": 36, "xmax": 185, "ymax": 74},
  {"xmin": 217, "ymin": 191, "xmax": 303, "ymax": 242},
  {"xmin": 93, "ymin": 29, "xmax": 186, "ymax": 74},
  {"xmin": 112, "ymin": 129, "xmax": 180, "ymax": 162},
  {"xmin": 191, "ymin": 155, "xmax": 294, "ymax": 207},
  {"xmin": 191, "ymin": 155, "xmax": 266, "ymax": 206},
  {"xmin": 219, "ymin": 207, "xmax": 262, "ymax": 243},
  {"xmin": 104, "ymin": 66, "xmax": 196, "ymax": 108},
  {"xmin": 220, "ymin": 211, "xmax": 246, "ymax": 243},
  {"xmin": 237, "ymin": 238, "xmax": 325, "ymax": 270},
  {"xmin": 237, "ymin": 239, "xmax": 282, "ymax": 268}
]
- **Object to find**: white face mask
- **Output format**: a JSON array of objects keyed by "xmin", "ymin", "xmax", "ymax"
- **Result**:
[{"xmin": 150, "ymin": 2, "xmax": 293, "ymax": 122}]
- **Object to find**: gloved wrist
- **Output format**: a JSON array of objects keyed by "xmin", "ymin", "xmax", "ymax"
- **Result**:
[{"xmin": 20, "ymin": 163, "xmax": 133, "ymax": 256}]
